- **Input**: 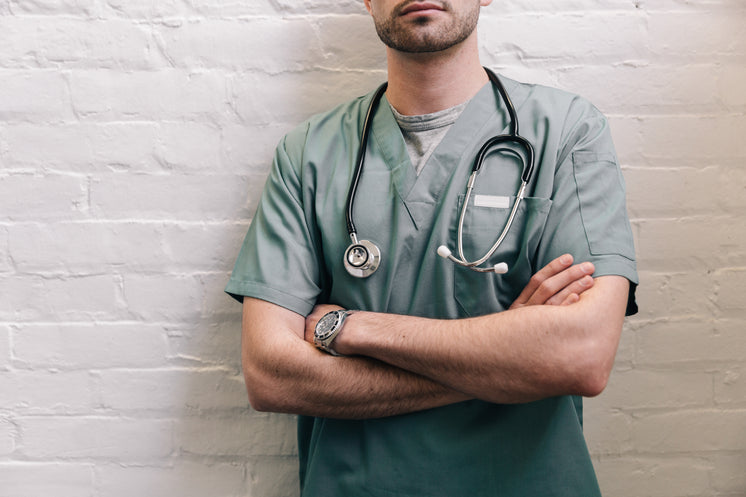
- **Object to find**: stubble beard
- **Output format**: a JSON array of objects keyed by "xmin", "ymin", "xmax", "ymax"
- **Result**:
[{"xmin": 372, "ymin": 1, "xmax": 481, "ymax": 54}]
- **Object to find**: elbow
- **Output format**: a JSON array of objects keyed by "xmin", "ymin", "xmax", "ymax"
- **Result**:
[
  {"xmin": 244, "ymin": 372, "xmax": 294, "ymax": 414},
  {"xmin": 242, "ymin": 360, "xmax": 294, "ymax": 414},
  {"xmin": 576, "ymin": 363, "xmax": 611, "ymax": 398},
  {"xmin": 566, "ymin": 336, "xmax": 617, "ymax": 398},
  {"xmin": 246, "ymin": 389, "xmax": 278, "ymax": 414},
  {"xmin": 242, "ymin": 367, "xmax": 273, "ymax": 412}
]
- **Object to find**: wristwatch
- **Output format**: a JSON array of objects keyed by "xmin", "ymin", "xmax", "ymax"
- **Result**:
[{"xmin": 313, "ymin": 309, "xmax": 352, "ymax": 356}]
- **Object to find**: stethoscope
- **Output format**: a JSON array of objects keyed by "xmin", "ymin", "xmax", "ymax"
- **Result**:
[{"xmin": 343, "ymin": 68, "xmax": 535, "ymax": 279}]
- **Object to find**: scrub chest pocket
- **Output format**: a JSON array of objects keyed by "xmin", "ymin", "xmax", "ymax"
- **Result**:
[{"xmin": 454, "ymin": 195, "xmax": 552, "ymax": 316}]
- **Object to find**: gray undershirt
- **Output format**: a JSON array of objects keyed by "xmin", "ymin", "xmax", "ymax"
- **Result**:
[{"xmin": 389, "ymin": 100, "xmax": 469, "ymax": 175}]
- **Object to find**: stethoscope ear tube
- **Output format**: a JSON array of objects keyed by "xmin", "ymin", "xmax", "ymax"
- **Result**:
[{"xmin": 345, "ymin": 83, "xmax": 388, "ymax": 237}]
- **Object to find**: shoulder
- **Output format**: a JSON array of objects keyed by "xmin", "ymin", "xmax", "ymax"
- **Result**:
[
  {"xmin": 500, "ymin": 75, "xmax": 607, "ymax": 125},
  {"xmin": 280, "ymin": 89, "xmax": 380, "ymax": 158},
  {"xmin": 501, "ymin": 76, "xmax": 615, "ymax": 162}
]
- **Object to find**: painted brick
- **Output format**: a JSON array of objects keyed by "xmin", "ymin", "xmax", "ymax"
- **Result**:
[
  {"xmin": 594, "ymin": 369, "xmax": 714, "ymax": 410},
  {"xmin": 714, "ymin": 367, "xmax": 746, "ymax": 408},
  {"xmin": 12, "ymin": 323, "xmax": 168, "ymax": 370},
  {"xmin": 5, "ymin": 0, "xmax": 96, "ymax": 16},
  {"xmin": 95, "ymin": 461, "xmax": 245, "ymax": 497},
  {"xmin": 0, "ymin": 416, "xmax": 15, "ymax": 455},
  {"xmin": 637, "ymin": 210, "xmax": 746, "ymax": 274},
  {"xmin": 231, "ymin": 70, "xmax": 384, "ymax": 126},
  {"xmin": 624, "ymin": 165, "xmax": 746, "ymax": 219},
  {"xmin": 8, "ymin": 220, "xmax": 249, "ymax": 273},
  {"xmin": 0, "ymin": 226, "xmax": 10, "ymax": 274},
  {"xmin": 99, "ymin": 0, "xmax": 189, "ymax": 20},
  {"xmin": 19, "ymin": 416, "xmax": 173, "ymax": 460},
  {"xmin": 155, "ymin": 122, "xmax": 221, "ymax": 171},
  {"xmin": 269, "ymin": 0, "xmax": 364, "ymax": 15},
  {"xmin": 88, "ymin": 173, "xmax": 257, "ymax": 221},
  {"xmin": 632, "ymin": 270, "xmax": 716, "ymax": 320},
  {"xmin": 637, "ymin": 317, "xmax": 746, "ymax": 366},
  {"xmin": 0, "ymin": 70, "xmax": 72, "ymax": 120},
  {"xmin": 0, "ymin": 173, "xmax": 88, "ymax": 221},
  {"xmin": 314, "ymin": 15, "xmax": 387, "ymax": 70},
  {"xmin": 247, "ymin": 456, "xmax": 301, "ymax": 497},
  {"xmin": 0, "ymin": 370, "xmax": 95, "ymax": 414},
  {"xmin": 97, "ymin": 368, "xmax": 247, "ymax": 412},
  {"xmin": 714, "ymin": 267, "xmax": 746, "ymax": 315},
  {"xmin": 0, "ymin": 324, "xmax": 10, "ymax": 369},
  {"xmin": 220, "ymin": 123, "xmax": 288, "ymax": 171},
  {"xmin": 0, "ymin": 463, "xmax": 94, "ymax": 497},
  {"xmin": 631, "ymin": 409, "xmax": 746, "ymax": 453},
  {"xmin": 0, "ymin": 274, "xmax": 120, "ymax": 321},
  {"xmin": 178, "ymin": 0, "xmax": 281, "ymax": 18},
  {"xmin": 2, "ymin": 122, "xmax": 159, "ymax": 170},
  {"xmin": 154, "ymin": 18, "xmax": 323, "ymax": 72},
  {"xmin": 177, "ymin": 412, "xmax": 297, "ymax": 457},
  {"xmin": 122, "ymin": 274, "xmax": 204, "ymax": 321},
  {"xmin": 70, "ymin": 69, "xmax": 228, "ymax": 121},
  {"xmin": 557, "ymin": 63, "xmax": 721, "ymax": 113},
  {"xmin": 648, "ymin": 11, "xmax": 746, "ymax": 63},
  {"xmin": 583, "ymin": 410, "xmax": 633, "ymax": 456},
  {"xmin": 593, "ymin": 456, "xmax": 712, "ymax": 497},
  {"xmin": 481, "ymin": 13, "xmax": 649, "ymax": 63},
  {"xmin": 166, "ymin": 319, "xmax": 243, "ymax": 367},
  {"xmin": 708, "ymin": 453, "xmax": 746, "ymax": 495},
  {"xmin": 719, "ymin": 64, "xmax": 746, "ymax": 106},
  {"xmin": 0, "ymin": 17, "xmax": 156, "ymax": 70}
]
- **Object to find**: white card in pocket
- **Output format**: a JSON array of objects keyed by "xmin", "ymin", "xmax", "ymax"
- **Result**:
[{"xmin": 474, "ymin": 195, "xmax": 510, "ymax": 209}]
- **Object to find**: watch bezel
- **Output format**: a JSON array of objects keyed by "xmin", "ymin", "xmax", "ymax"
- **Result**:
[
  {"xmin": 315, "ymin": 311, "xmax": 343, "ymax": 341},
  {"xmin": 314, "ymin": 310, "xmax": 349, "ymax": 355}
]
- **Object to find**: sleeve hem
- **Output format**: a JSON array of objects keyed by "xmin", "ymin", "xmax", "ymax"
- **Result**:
[
  {"xmin": 224, "ymin": 279, "xmax": 316, "ymax": 317},
  {"xmin": 590, "ymin": 257, "xmax": 639, "ymax": 316}
]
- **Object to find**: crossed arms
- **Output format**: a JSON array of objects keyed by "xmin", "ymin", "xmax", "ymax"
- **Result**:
[{"xmin": 241, "ymin": 254, "xmax": 629, "ymax": 419}]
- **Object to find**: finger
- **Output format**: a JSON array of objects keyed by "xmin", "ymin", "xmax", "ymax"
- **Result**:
[
  {"xmin": 560, "ymin": 293, "xmax": 580, "ymax": 306},
  {"xmin": 512, "ymin": 254, "xmax": 574, "ymax": 306},
  {"xmin": 524, "ymin": 262, "xmax": 595, "ymax": 306},
  {"xmin": 545, "ymin": 275, "xmax": 594, "ymax": 306}
]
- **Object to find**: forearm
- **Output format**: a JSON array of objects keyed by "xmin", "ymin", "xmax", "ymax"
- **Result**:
[
  {"xmin": 333, "ymin": 276, "xmax": 629, "ymax": 404},
  {"xmin": 242, "ymin": 298, "xmax": 469, "ymax": 419}
]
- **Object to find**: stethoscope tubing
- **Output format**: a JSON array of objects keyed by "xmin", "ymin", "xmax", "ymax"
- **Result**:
[
  {"xmin": 345, "ymin": 83, "xmax": 388, "ymax": 239},
  {"xmin": 343, "ymin": 68, "xmax": 536, "ymax": 277}
]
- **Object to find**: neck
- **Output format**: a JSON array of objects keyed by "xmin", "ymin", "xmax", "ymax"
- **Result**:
[{"xmin": 384, "ymin": 33, "xmax": 488, "ymax": 116}]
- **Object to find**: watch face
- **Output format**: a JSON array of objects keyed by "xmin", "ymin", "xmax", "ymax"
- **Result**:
[{"xmin": 315, "ymin": 311, "xmax": 340, "ymax": 341}]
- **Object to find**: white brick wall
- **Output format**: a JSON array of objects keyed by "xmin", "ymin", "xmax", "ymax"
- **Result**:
[{"xmin": 0, "ymin": 1, "xmax": 744, "ymax": 496}]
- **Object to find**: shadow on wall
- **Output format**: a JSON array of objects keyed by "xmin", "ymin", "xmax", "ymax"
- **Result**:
[{"xmin": 168, "ymin": 7, "xmax": 386, "ymax": 497}]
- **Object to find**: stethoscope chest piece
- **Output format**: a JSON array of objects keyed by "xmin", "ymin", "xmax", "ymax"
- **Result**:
[{"xmin": 343, "ymin": 238, "xmax": 381, "ymax": 278}]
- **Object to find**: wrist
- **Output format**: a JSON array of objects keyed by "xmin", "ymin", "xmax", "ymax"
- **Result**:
[
  {"xmin": 314, "ymin": 309, "xmax": 356, "ymax": 356},
  {"xmin": 331, "ymin": 311, "xmax": 362, "ymax": 356}
]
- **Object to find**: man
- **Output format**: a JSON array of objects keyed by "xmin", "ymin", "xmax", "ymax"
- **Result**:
[{"xmin": 226, "ymin": 0, "xmax": 638, "ymax": 495}]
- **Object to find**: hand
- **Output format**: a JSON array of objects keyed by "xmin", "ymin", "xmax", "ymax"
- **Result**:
[
  {"xmin": 509, "ymin": 254, "xmax": 595, "ymax": 310},
  {"xmin": 304, "ymin": 304, "xmax": 344, "ymax": 344}
]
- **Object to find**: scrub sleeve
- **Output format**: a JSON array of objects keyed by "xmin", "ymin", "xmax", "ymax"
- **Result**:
[
  {"xmin": 225, "ymin": 122, "xmax": 322, "ymax": 316},
  {"xmin": 533, "ymin": 96, "xmax": 638, "ymax": 315}
]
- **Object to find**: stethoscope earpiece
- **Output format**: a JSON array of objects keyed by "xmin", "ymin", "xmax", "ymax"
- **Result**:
[{"xmin": 437, "ymin": 245, "xmax": 510, "ymax": 274}]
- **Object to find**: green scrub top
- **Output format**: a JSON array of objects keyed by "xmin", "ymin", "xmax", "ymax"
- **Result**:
[{"xmin": 226, "ymin": 75, "xmax": 638, "ymax": 497}]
